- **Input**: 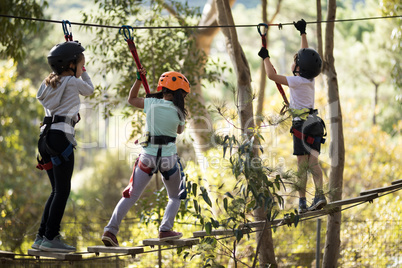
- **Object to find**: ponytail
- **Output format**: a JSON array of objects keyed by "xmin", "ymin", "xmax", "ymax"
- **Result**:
[
  {"xmin": 45, "ymin": 73, "xmax": 61, "ymax": 89},
  {"xmin": 171, "ymin": 89, "xmax": 187, "ymax": 121}
]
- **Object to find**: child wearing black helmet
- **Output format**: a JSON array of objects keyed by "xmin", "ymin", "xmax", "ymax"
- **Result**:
[
  {"xmin": 258, "ymin": 19, "xmax": 327, "ymax": 213},
  {"xmin": 32, "ymin": 41, "xmax": 94, "ymax": 252}
]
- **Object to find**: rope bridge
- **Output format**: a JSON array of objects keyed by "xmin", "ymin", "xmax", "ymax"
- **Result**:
[{"xmin": 1, "ymin": 179, "xmax": 401, "ymax": 264}]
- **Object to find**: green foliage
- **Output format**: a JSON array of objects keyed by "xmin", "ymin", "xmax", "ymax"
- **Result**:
[
  {"xmin": 0, "ymin": 0, "xmax": 49, "ymax": 62},
  {"xmin": 333, "ymin": 0, "xmax": 401, "ymax": 135},
  {"xmin": 0, "ymin": 60, "xmax": 44, "ymax": 252},
  {"xmin": 182, "ymin": 130, "xmax": 295, "ymax": 266},
  {"xmin": 83, "ymin": 1, "xmax": 201, "ymax": 105}
]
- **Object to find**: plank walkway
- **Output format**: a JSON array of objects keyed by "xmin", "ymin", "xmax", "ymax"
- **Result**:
[
  {"xmin": 16, "ymin": 179, "xmax": 401, "ymax": 262},
  {"xmin": 87, "ymin": 246, "xmax": 144, "ymax": 257},
  {"xmin": 142, "ymin": 238, "xmax": 199, "ymax": 247},
  {"xmin": 391, "ymin": 179, "xmax": 402, "ymax": 185},
  {"xmin": 193, "ymin": 193, "xmax": 379, "ymax": 238},
  {"xmin": 27, "ymin": 249, "xmax": 82, "ymax": 261},
  {"xmin": 360, "ymin": 180, "xmax": 402, "ymax": 196},
  {"xmin": 0, "ymin": 250, "xmax": 15, "ymax": 259}
]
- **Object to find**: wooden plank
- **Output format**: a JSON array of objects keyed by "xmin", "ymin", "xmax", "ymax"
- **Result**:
[
  {"xmin": 193, "ymin": 229, "xmax": 233, "ymax": 238},
  {"xmin": 28, "ymin": 249, "xmax": 82, "ymax": 261},
  {"xmin": 300, "ymin": 208, "xmax": 334, "ymax": 219},
  {"xmin": 328, "ymin": 193, "xmax": 378, "ymax": 207},
  {"xmin": 87, "ymin": 245, "xmax": 144, "ymax": 255},
  {"xmin": 360, "ymin": 183, "xmax": 402, "ymax": 196},
  {"xmin": 87, "ymin": 246, "xmax": 144, "ymax": 256},
  {"xmin": 391, "ymin": 179, "xmax": 402, "ymax": 185},
  {"xmin": 142, "ymin": 238, "xmax": 199, "ymax": 247},
  {"xmin": 240, "ymin": 219, "xmax": 283, "ymax": 229},
  {"xmin": 193, "ymin": 194, "xmax": 379, "ymax": 238},
  {"xmin": 0, "ymin": 250, "xmax": 15, "ymax": 259}
]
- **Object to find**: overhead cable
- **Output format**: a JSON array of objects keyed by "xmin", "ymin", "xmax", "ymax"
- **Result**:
[{"xmin": 0, "ymin": 14, "xmax": 401, "ymax": 30}]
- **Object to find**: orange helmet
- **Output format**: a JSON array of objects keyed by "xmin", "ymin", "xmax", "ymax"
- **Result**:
[{"xmin": 157, "ymin": 71, "xmax": 190, "ymax": 93}]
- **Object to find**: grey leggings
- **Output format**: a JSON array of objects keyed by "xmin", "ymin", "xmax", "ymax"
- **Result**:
[{"xmin": 104, "ymin": 153, "xmax": 181, "ymax": 235}]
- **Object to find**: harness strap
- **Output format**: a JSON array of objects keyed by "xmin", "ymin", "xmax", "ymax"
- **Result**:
[
  {"xmin": 149, "ymin": 136, "xmax": 176, "ymax": 145},
  {"xmin": 43, "ymin": 115, "xmax": 79, "ymax": 128},
  {"xmin": 50, "ymin": 143, "xmax": 74, "ymax": 166},
  {"xmin": 36, "ymin": 155, "xmax": 53, "ymax": 171},
  {"xmin": 152, "ymin": 146, "xmax": 163, "ymax": 175},
  {"xmin": 161, "ymin": 164, "xmax": 178, "ymax": 180},
  {"xmin": 138, "ymin": 159, "xmax": 153, "ymax": 175},
  {"xmin": 145, "ymin": 135, "xmax": 176, "ymax": 177},
  {"xmin": 290, "ymin": 108, "xmax": 317, "ymax": 120},
  {"xmin": 36, "ymin": 114, "xmax": 79, "ymax": 170},
  {"xmin": 123, "ymin": 157, "xmax": 140, "ymax": 198},
  {"xmin": 292, "ymin": 128, "xmax": 325, "ymax": 144},
  {"xmin": 177, "ymin": 158, "xmax": 187, "ymax": 200}
]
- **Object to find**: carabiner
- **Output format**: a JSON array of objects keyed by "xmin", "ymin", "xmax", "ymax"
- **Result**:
[
  {"xmin": 62, "ymin": 20, "xmax": 73, "ymax": 41},
  {"xmin": 119, "ymin": 25, "xmax": 133, "ymax": 41},
  {"xmin": 257, "ymin": 23, "xmax": 268, "ymax": 37}
]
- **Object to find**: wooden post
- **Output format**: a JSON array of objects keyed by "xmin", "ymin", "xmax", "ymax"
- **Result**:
[
  {"xmin": 316, "ymin": 218, "xmax": 322, "ymax": 268},
  {"xmin": 158, "ymin": 245, "xmax": 162, "ymax": 267}
]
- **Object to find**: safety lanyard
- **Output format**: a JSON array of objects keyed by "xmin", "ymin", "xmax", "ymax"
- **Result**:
[
  {"xmin": 258, "ymin": 23, "xmax": 289, "ymax": 114},
  {"xmin": 62, "ymin": 20, "xmax": 73, "ymax": 41},
  {"xmin": 120, "ymin": 25, "xmax": 150, "ymax": 94}
]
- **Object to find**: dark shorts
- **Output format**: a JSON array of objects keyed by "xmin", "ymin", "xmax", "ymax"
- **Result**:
[{"xmin": 292, "ymin": 120, "xmax": 322, "ymax": 155}]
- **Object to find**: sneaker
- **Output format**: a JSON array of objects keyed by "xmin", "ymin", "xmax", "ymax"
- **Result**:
[
  {"xmin": 159, "ymin": 230, "xmax": 183, "ymax": 241},
  {"xmin": 39, "ymin": 235, "xmax": 76, "ymax": 252},
  {"xmin": 298, "ymin": 197, "xmax": 308, "ymax": 214},
  {"xmin": 308, "ymin": 194, "xmax": 327, "ymax": 211},
  {"xmin": 31, "ymin": 234, "xmax": 43, "ymax": 249},
  {"xmin": 102, "ymin": 231, "xmax": 119, "ymax": 247}
]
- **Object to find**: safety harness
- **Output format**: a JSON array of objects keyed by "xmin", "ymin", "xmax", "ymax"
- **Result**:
[
  {"xmin": 36, "ymin": 115, "xmax": 79, "ymax": 171},
  {"xmin": 122, "ymin": 136, "xmax": 187, "ymax": 199},
  {"xmin": 290, "ymin": 109, "xmax": 326, "ymax": 145},
  {"xmin": 137, "ymin": 135, "xmax": 178, "ymax": 177}
]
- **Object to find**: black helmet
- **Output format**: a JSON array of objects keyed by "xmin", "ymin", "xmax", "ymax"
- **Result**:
[
  {"xmin": 47, "ymin": 41, "xmax": 85, "ymax": 74},
  {"xmin": 295, "ymin": 48, "xmax": 322, "ymax": 79}
]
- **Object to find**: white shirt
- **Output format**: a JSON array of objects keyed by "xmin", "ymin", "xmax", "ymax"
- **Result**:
[{"xmin": 286, "ymin": 76, "xmax": 315, "ymax": 110}]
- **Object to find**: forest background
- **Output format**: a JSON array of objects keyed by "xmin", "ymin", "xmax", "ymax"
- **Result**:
[{"xmin": 0, "ymin": 0, "xmax": 401, "ymax": 267}]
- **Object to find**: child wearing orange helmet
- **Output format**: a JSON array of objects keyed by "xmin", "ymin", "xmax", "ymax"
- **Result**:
[
  {"xmin": 258, "ymin": 19, "xmax": 327, "ymax": 213},
  {"xmin": 102, "ymin": 69, "xmax": 190, "ymax": 246}
]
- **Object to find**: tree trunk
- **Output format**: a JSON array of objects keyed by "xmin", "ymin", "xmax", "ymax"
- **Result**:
[
  {"xmin": 322, "ymin": 1, "xmax": 345, "ymax": 267},
  {"xmin": 256, "ymin": 0, "xmax": 283, "ymax": 126},
  {"xmin": 215, "ymin": 0, "xmax": 277, "ymax": 267},
  {"xmin": 256, "ymin": 0, "xmax": 268, "ymax": 126},
  {"xmin": 316, "ymin": 0, "xmax": 323, "ymax": 58},
  {"xmin": 185, "ymin": 0, "xmax": 236, "ymax": 158}
]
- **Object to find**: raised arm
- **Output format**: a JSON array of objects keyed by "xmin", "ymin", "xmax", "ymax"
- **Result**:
[
  {"xmin": 258, "ymin": 48, "xmax": 288, "ymax": 86},
  {"xmin": 294, "ymin": 19, "xmax": 308, "ymax": 48},
  {"xmin": 301, "ymin": 33, "xmax": 308, "ymax": 49},
  {"xmin": 127, "ymin": 68, "xmax": 146, "ymax": 109}
]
